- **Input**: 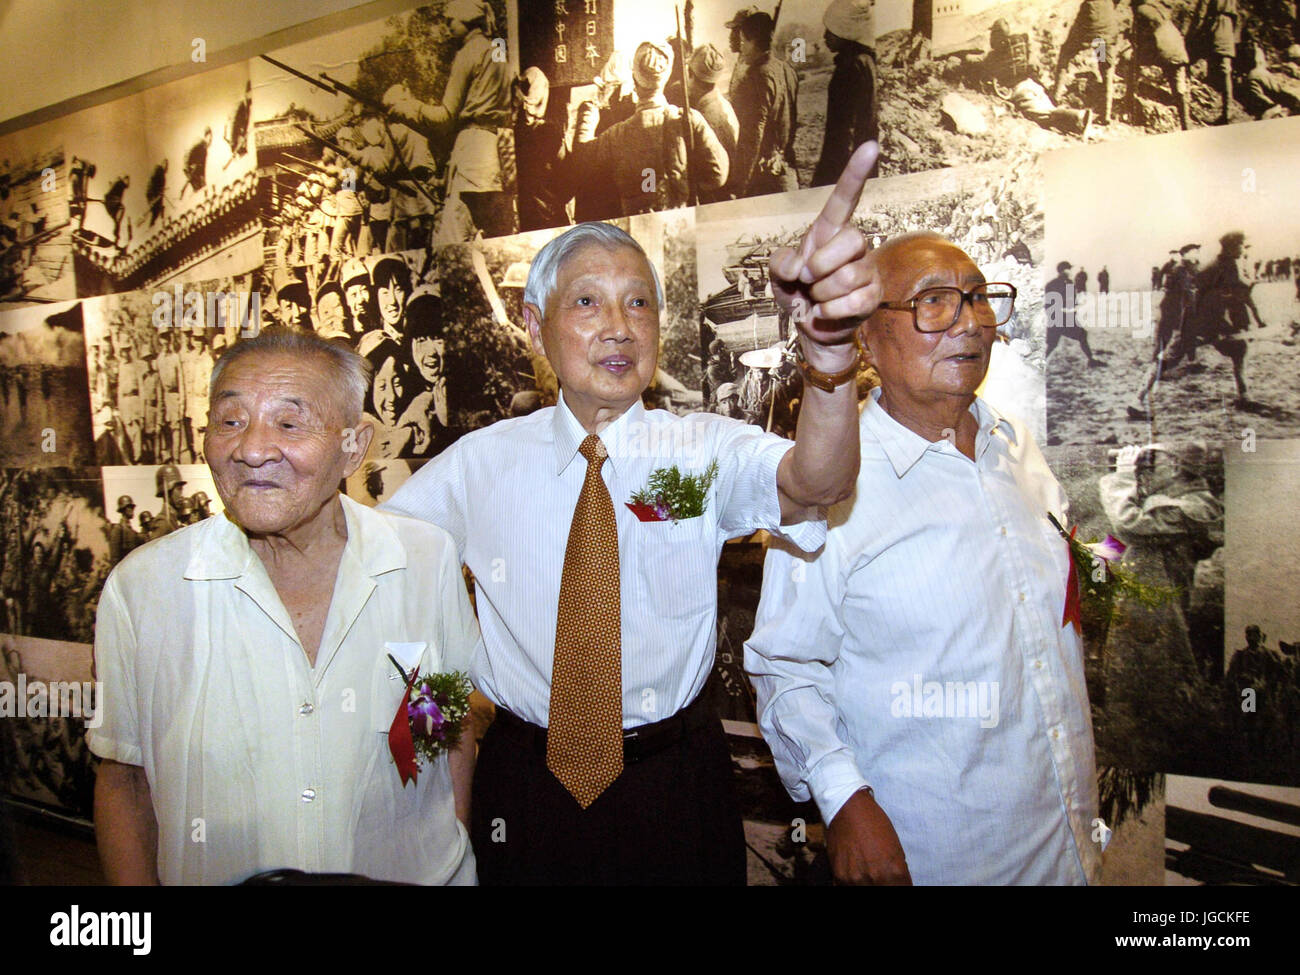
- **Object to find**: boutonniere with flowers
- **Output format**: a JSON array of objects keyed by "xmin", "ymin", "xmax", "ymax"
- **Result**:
[
  {"xmin": 626, "ymin": 460, "xmax": 720, "ymax": 523},
  {"xmin": 386, "ymin": 656, "xmax": 473, "ymax": 787},
  {"xmin": 1046, "ymin": 512, "xmax": 1176, "ymax": 634}
]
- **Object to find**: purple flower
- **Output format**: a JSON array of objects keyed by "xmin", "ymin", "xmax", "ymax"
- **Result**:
[
  {"xmin": 1088, "ymin": 535, "xmax": 1127, "ymax": 563},
  {"xmin": 408, "ymin": 687, "xmax": 445, "ymax": 739},
  {"xmin": 653, "ymin": 500, "xmax": 670, "ymax": 521}
]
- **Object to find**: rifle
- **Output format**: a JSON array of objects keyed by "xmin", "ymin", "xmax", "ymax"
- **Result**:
[
  {"xmin": 676, "ymin": 5, "xmax": 697, "ymax": 207},
  {"xmin": 772, "ymin": 0, "xmax": 783, "ymax": 31}
]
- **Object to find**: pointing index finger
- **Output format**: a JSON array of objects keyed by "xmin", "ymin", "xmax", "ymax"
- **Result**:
[{"xmin": 810, "ymin": 141, "xmax": 879, "ymax": 244}]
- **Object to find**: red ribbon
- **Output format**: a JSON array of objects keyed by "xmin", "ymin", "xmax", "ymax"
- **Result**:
[
  {"xmin": 388, "ymin": 667, "xmax": 421, "ymax": 787},
  {"xmin": 1062, "ymin": 527, "xmax": 1083, "ymax": 635}
]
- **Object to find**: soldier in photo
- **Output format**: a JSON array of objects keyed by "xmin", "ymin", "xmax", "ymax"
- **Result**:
[
  {"xmin": 104, "ymin": 173, "xmax": 131, "ymax": 250},
  {"xmin": 182, "ymin": 330, "xmax": 214, "ymax": 461},
  {"xmin": 728, "ymin": 12, "xmax": 799, "ymax": 198},
  {"xmin": 688, "ymin": 44, "xmax": 739, "ymax": 203},
  {"xmin": 275, "ymin": 274, "xmax": 312, "ymax": 330},
  {"xmin": 190, "ymin": 490, "xmax": 213, "ymax": 521},
  {"xmin": 813, "ymin": 0, "xmax": 878, "ymax": 188},
  {"xmin": 513, "ymin": 66, "xmax": 569, "ymax": 232},
  {"xmin": 68, "ymin": 156, "xmax": 96, "ymax": 233},
  {"xmin": 341, "ymin": 257, "xmax": 378, "ymax": 337},
  {"xmin": 725, "ymin": 6, "xmax": 760, "ymax": 103},
  {"xmin": 313, "ymin": 280, "xmax": 350, "ymax": 340},
  {"xmin": 116, "ymin": 341, "xmax": 143, "ymax": 464},
  {"xmin": 180, "ymin": 127, "xmax": 214, "ymax": 200},
  {"xmin": 1052, "ymin": 0, "xmax": 1122, "ymax": 126},
  {"xmin": 1237, "ymin": 41, "xmax": 1300, "ymax": 119},
  {"xmin": 152, "ymin": 464, "xmax": 187, "ymax": 539},
  {"xmin": 156, "ymin": 331, "xmax": 187, "ymax": 463},
  {"xmin": 139, "ymin": 345, "xmax": 162, "ymax": 464},
  {"xmin": 572, "ymin": 41, "xmax": 728, "ymax": 216},
  {"xmin": 225, "ymin": 79, "xmax": 253, "ymax": 165},
  {"xmin": 383, "ymin": 0, "xmax": 514, "ymax": 244},
  {"xmin": 396, "ymin": 289, "xmax": 454, "ymax": 457},
  {"xmin": 1127, "ymin": 1, "xmax": 1192, "ymax": 130},
  {"xmin": 108, "ymin": 496, "xmax": 142, "ymax": 566},
  {"xmin": 1190, "ymin": 0, "xmax": 1239, "ymax": 126},
  {"xmin": 1046, "ymin": 259, "xmax": 1102, "ymax": 366},
  {"xmin": 571, "ymin": 52, "xmax": 636, "ymax": 222}
]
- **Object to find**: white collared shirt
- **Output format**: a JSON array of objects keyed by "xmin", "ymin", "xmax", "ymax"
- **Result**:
[
  {"xmin": 88, "ymin": 495, "xmax": 481, "ymax": 885},
  {"xmin": 382, "ymin": 393, "xmax": 823, "ymax": 727},
  {"xmin": 746, "ymin": 389, "xmax": 1100, "ymax": 884}
]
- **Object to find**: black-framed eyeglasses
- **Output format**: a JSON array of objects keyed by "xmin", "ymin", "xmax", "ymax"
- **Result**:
[{"xmin": 877, "ymin": 283, "xmax": 1017, "ymax": 333}]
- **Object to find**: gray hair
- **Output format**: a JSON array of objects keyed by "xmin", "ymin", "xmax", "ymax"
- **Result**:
[
  {"xmin": 524, "ymin": 222, "xmax": 665, "ymax": 319},
  {"xmin": 209, "ymin": 326, "xmax": 372, "ymax": 424}
]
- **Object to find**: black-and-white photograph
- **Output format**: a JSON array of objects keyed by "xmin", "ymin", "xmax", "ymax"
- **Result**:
[
  {"xmin": 698, "ymin": 156, "xmax": 1048, "ymax": 438},
  {"xmin": 0, "ymin": 467, "xmax": 109, "ymax": 645},
  {"xmin": 0, "ymin": 120, "xmax": 77, "ymax": 307},
  {"xmin": 1044, "ymin": 115, "xmax": 1300, "ymax": 446},
  {"xmin": 253, "ymin": 0, "xmax": 515, "ymax": 291},
  {"xmin": 1165, "ymin": 774, "xmax": 1299, "ymax": 884},
  {"xmin": 345, "ymin": 457, "xmax": 423, "ymax": 506},
  {"xmin": 518, "ymin": 0, "xmax": 882, "ymax": 224},
  {"xmin": 62, "ymin": 63, "xmax": 262, "ymax": 299},
  {"xmin": 0, "ymin": 299, "xmax": 95, "ymax": 469},
  {"xmin": 99, "ymin": 464, "xmax": 223, "ymax": 569},
  {"xmin": 0, "ymin": 632, "xmax": 98, "ymax": 824},
  {"xmin": 82, "ymin": 284, "xmax": 246, "ymax": 467},
  {"xmin": 1223, "ymin": 439, "xmax": 1300, "ymax": 786},
  {"xmin": 1041, "ymin": 442, "xmax": 1287, "ymax": 787},
  {"xmin": 877, "ymin": 0, "xmax": 1300, "ymax": 178}
]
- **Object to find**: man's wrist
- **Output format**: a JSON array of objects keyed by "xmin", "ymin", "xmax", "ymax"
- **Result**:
[{"xmin": 797, "ymin": 332, "xmax": 861, "ymax": 372}]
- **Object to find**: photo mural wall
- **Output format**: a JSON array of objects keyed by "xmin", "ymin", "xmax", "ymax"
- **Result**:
[{"xmin": 2, "ymin": 0, "xmax": 1298, "ymax": 885}]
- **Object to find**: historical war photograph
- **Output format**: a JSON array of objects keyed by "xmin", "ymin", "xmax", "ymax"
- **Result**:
[
  {"xmin": 82, "ymin": 283, "xmax": 250, "ymax": 467},
  {"xmin": 0, "ymin": 121, "xmax": 77, "ymax": 307},
  {"xmin": 1165, "ymin": 774, "xmax": 1300, "ymax": 884},
  {"xmin": 1040, "ymin": 442, "xmax": 1297, "ymax": 789},
  {"xmin": 63, "ymin": 62, "xmax": 261, "ymax": 299},
  {"xmin": 1044, "ymin": 115, "xmax": 1300, "ymax": 447},
  {"xmin": 515, "ymin": 0, "xmax": 882, "ymax": 226},
  {"xmin": 0, "ymin": 467, "xmax": 109, "ymax": 645},
  {"xmin": 0, "ymin": 299, "xmax": 95, "ymax": 469},
  {"xmin": 877, "ymin": 0, "xmax": 1300, "ymax": 178},
  {"xmin": 1223, "ymin": 440, "xmax": 1300, "ymax": 786},
  {"xmin": 253, "ymin": 0, "xmax": 515, "ymax": 302},
  {"xmin": 0, "ymin": 632, "xmax": 98, "ymax": 824},
  {"xmin": 98, "ymin": 464, "xmax": 223, "ymax": 568},
  {"xmin": 698, "ymin": 155, "xmax": 1048, "ymax": 439}
]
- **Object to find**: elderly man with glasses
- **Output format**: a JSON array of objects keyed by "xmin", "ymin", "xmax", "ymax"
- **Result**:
[{"xmin": 746, "ymin": 232, "xmax": 1100, "ymax": 885}]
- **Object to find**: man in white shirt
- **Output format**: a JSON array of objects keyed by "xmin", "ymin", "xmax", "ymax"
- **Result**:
[
  {"xmin": 747, "ymin": 232, "xmax": 1100, "ymax": 885},
  {"xmin": 383, "ymin": 144, "xmax": 881, "ymax": 884},
  {"xmin": 90, "ymin": 329, "xmax": 480, "ymax": 885}
]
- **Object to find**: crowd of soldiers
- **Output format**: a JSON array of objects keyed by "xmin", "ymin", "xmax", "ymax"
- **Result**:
[
  {"xmin": 106, "ymin": 465, "xmax": 215, "ymax": 568},
  {"xmin": 89, "ymin": 327, "xmax": 217, "ymax": 466},
  {"xmin": 0, "ymin": 471, "xmax": 104, "ymax": 643}
]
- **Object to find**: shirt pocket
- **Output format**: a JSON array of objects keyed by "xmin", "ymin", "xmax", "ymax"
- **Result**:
[
  {"xmin": 370, "ymin": 640, "xmax": 433, "ymax": 735},
  {"xmin": 634, "ymin": 515, "xmax": 714, "ymax": 624}
]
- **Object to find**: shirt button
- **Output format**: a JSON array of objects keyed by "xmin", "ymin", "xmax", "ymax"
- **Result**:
[
  {"xmin": 299, "ymin": 702, "xmax": 314, "ymax": 716},
  {"xmin": 1034, "ymin": 660, "xmax": 1044, "ymax": 670},
  {"xmin": 1000, "ymin": 526, "xmax": 1007, "ymax": 536},
  {"xmin": 1018, "ymin": 592, "xmax": 1026, "ymax": 602},
  {"xmin": 301, "ymin": 788, "xmax": 316, "ymax": 802},
  {"xmin": 1051, "ymin": 729, "xmax": 1061, "ymax": 740}
]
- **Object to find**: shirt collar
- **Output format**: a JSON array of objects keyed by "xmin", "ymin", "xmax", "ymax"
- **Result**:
[
  {"xmin": 637, "ymin": 94, "xmax": 669, "ymax": 110},
  {"xmin": 862, "ymin": 386, "xmax": 1017, "ymax": 478},
  {"xmin": 551, "ymin": 391, "xmax": 643, "ymax": 477},
  {"xmin": 185, "ymin": 493, "xmax": 406, "ymax": 581}
]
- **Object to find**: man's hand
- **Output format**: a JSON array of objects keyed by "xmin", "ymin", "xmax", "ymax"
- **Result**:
[
  {"xmin": 769, "ymin": 142, "xmax": 881, "ymax": 365},
  {"xmin": 826, "ymin": 788, "xmax": 912, "ymax": 885}
]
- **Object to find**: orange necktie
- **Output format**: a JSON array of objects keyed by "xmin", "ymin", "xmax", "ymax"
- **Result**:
[{"xmin": 547, "ymin": 434, "xmax": 624, "ymax": 808}]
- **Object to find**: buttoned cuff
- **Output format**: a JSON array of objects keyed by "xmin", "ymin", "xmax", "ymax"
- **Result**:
[
  {"xmin": 775, "ymin": 513, "xmax": 828, "ymax": 553},
  {"xmin": 808, "ymin": 752, "xmax": 872, "ymax": 826}
]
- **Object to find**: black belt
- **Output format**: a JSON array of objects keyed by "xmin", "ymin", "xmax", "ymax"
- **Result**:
[{"xmin": 489, "ymin": 692, "xmax": 716, "ymax": 765}]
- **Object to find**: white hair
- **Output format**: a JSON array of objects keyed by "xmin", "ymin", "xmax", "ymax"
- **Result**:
[
  {"xmin": 209, "ymin": 326, "xmax": 372, "ymax": 424},
  {"xmin": 524, "ymin": 222, "xmax": 665, "ymax": 318}
]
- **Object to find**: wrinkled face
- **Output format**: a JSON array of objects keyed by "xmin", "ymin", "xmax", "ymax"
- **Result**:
[
  {"xmin": 205, "ymin": 351, "xmax": 366, "ymax": 536},
  {"xmin": 412, "ymin": 336, "xmax": 445, "ymax": 387},
  {"xmin": 317, "ymin": 292, "xmax": 345, "ymax": 333},
  {"xmin": 372, "ymin": 356, "xmax": 405, "ymax": 426},
  {"xmin": 526, "ymin": 244, "xmax": 660, "ymax": 427},
  {"xmin": 346, "ymin": 282, "xmax": 372, "ymax": 320},
  {"xmin": 861, "ymin": 238, "xmax": 996, "ymax": 407},
  {"xmin": 377, "ymin": 277, "xmax": 409, "ymax": 328}
]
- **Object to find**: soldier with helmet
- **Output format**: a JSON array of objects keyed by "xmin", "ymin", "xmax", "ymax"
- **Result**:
[
  {"xmin": 152, "ymin": 464, "xmax": 187, "ymax": 539},
  {"xmin": 109, "ymin": 495, "xmax": 143, "ymax": 565},
  {"xmin": 190, "ymin": 491, "xmax": 213, "ymax": 521}
]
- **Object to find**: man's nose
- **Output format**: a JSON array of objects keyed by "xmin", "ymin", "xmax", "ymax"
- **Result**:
[
  {"xmin": 949, "ymin": 294, "xmax": 982, "ymax": 335},
  {"xmin": 598, "ymin": 302, "xmax": 633, "ymax": 341},
  {"xmin": 231, "ymin": 416, "xmax": 282, "ymax": 465}
]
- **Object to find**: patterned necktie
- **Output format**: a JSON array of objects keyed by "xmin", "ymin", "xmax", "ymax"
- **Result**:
[{"xmin": 547, "ymin": 434, "xmax": 623, "ymax": 808}]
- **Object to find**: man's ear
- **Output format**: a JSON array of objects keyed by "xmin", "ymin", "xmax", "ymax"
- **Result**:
[
  {"xmin": 856, "ymin": 319, "xmax": 876, "ymax": 366},
  {"xmin": 523, "ymin": 303, "xmax": 547, "ymax": 359},
  {"xmin": 340, "ymin": 420, "xmax": 375, "ymax": 478}
]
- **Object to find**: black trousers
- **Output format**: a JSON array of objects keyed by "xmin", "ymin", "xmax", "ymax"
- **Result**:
[{"xmin": 470, "ymin": 696, "xmax": 746, "ymax": 886}]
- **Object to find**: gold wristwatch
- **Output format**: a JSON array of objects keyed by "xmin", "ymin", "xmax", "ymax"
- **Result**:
[{"xmin": 796, "ymin": 338, "xmax": 862, "ymax": 393}]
